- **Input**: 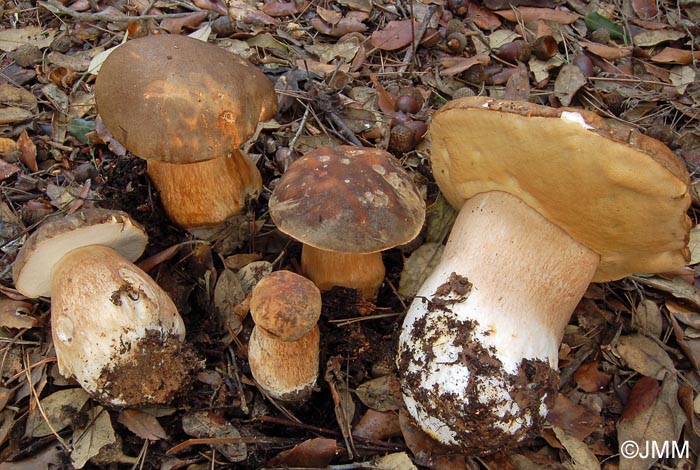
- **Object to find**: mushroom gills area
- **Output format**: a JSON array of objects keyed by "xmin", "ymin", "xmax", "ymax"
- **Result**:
[
  {"xmin": 50, "ymin": 244, "xmax": 196, "ymax": 406},
  {"xmin": 397, "ymin": 191, "xmax": 600, "ymax": 452},
  {"xmin": 301, "ymin": 245, "xmax": 386, "ymax": 298}
]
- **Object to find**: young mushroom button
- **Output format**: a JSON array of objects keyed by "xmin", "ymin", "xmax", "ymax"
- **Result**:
[
  {"xmin": 397, "ymin": 97, "xmax": 692, "ymax": 453},
  {"xmin": 94, "ymin": 34, "xmax": 278, "ymax": 231},
  {"xmin": 12, "ymin": 209, "xmax": 196, "ymax": 407},
  {"xmin": 248, "ymin": 270, "xmax": 322, "ymax": 404},
  {"xmin": 269, "ymin": 146, "xmax": 426, "ymax": 298}
]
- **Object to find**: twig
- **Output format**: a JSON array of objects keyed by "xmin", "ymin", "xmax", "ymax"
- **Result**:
[
  {"xmin": 39, "ymin": 0, "xmax": 200, "ymax": 22},
  {"xmin": 327, "ymin": 112, "xmax": 363, "ymax": 147},
  {"xmin": 398, "ymin": 4, "xmax": 439, "ymax": 74}
]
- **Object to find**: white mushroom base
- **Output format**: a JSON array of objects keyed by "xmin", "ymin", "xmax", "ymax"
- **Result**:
[
  {"xmin": 397, "ymin": 191, "xmax": 599, "ymax": 453},
  {"xmin": 51, "ymin": 245, "xmax": 195, "ymax": 407}
]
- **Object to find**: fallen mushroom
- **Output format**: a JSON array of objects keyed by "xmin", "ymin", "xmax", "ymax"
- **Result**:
[
  {"xmin": 94, "ymin": 34, "xmax": 278, "ymax": 232},
  {"xmin": 13, "ymin": 208, "xmax": 197, "ymax": 406},
  {"xmin": 269, "ymin": 146, "xmax": 425, "ymax": 298},
  {"xmin": 248, "ymin": 270, "xmax": 322, "ymax": 403},
  {"xmin": 397, "ymin": 97, "xmax": 691, "ymax": 453}
]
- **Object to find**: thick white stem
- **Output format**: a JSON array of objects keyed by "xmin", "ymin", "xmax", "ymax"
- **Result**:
[{"xmin": 397, "ymin": 191, "xmax": 599, "ymax": 452}]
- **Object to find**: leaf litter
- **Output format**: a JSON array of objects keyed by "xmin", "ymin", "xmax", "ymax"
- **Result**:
[{"xmin": 0, "ymin": 0, "xmax": 699, "ymax": 468}]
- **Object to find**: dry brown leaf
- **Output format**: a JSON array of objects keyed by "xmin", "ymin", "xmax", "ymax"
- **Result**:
[
  {"xmin": 631, "ymin": 275, "xmax": 700, "ymax": 309},
  {"xmin": 494, "ymin": 7, "xmax": 579, "ymax": 24},
  {"xmin": 581, "ymin": 41, "xmax": 633, "ymax": 60},
  {"xmin": 227, "ymin": 0, "xmax": 278, "ymax": 25},
  {"xmin": 631, "ymin": 0, "xmax": 658, "ymax": 19},
  {"xmin": 0, "ymin": 297, "xmax": 36, "ymax": 329},
  {"xmin": 620, "ymin": 376, "xmax": 659, "ymax": 420},
  {"xmin": 352, "ymin": 409, "xmax": 402, "ymax": 440},
  {"xmin": 117, "ymin": 409, "xmax": 168, "ymax": 441},
  {"xmin": 551, "ymin": 426, "xmax": 600, "ymax": 469},
  {"xmin": 616, "ymin": 376, "xmax": 685, "ymax": 470},
  {"xmin": 354, "ymin": 375, "xmax": 402, "ymax": 411},
  {"xmin": 160, "ymin": 11, "xmax": 208, "ymax": 34},
  {"xmin": 677, "ymin": 386, "xmax": 700, "ymax": 437},
  {"xmin": 0, "ymin": 26, "xmax": 55, "ymax": 52},
  {"xmin": 468, "ymin": 2, "xmax": 501, "ymax": 30},
  {"xmin": 545, "ymin": 393, "xmax": 603, "ymax": 441},
  {"xmin": 666, "ymin": 299, "xmax": 700, "ymax": 329},
  {"xmin": 16, "ymin": 130, "xmax": 37, "ymax": 172},
  {"xmin": 70, "ymin": 407, "xmax": 116, "ymax": 468},
  {"xmin": 267, "ymin": 437, "xmax": 339, "ymax": 468},
  {"xmin": 632, "ymin": 299, "xmax": 663, "ymax": 339},
  {"xmin": 262, "ymin": 0, "xmax": 309, "ymax": 16},
  {"xmin": 573, "ymin": 362, "xmax": 612, "ymax": 393},
  {"xmin": 369, "ymin": 73, "xmax": 397, "ymax": 115},
  {"xmin": 633, "ymin": 29, "xmax": 686, "ymax": 47},
  {"xmin": 440, "ymin": 53, "xmax": 490, "ymax": 77},
  {"xmin": 614, "ymin": 334, "xmax": 677, "ymax": 379},
  {"xmin": 370, "ymin": 20, "xmax": 417, "ymax": 51},
  {"xmin": 311, "ymin": 13, "xmax": 368, "ymax": 36},
  {"xmin": 0, "ymin": 159, "xmax": 21, "ymax": 181},
  {"xmin": 192, "ymin": 0, "xmax": 227, "ymax": 15},
  {"xmin": 503, "ymin": 62, "xmax": 530, "ymax": 101},
  {"xmin": 24, "ymin": 388, "xmax": 90, "ymax": 438},
  {"xmin": 651, "ymin": 47, "xmax": 700, "ymax": 64},
  {"xmin": 317, "ymin": 6, "xmax": 342, "ymax": 25},
  {"xmin": 181, "ymin": 411, "xmax": 247, "ymax": 462}
]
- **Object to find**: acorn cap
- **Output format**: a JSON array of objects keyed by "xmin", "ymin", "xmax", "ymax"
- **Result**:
[
  {"xmin": 94, "ymin": 34, "xmax": 278, "ymax": 163},
  {"xmin": 13, "ymin": 209, "xmax": 148, "ymax": 298},
  {"xmin": 250, "ymin": 270, "xmax": 322, "ymax": 342},
  {"xmin": 269, "ymin": 146, "xmax": 426, "ymax": 254},
  {"xmin": 430, "ymin": 96, "xmax": 691, "ymax": 282}
]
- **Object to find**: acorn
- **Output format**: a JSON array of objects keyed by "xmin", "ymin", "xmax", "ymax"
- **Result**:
[
  {"xmin": 421, "ymin": 28, "xmax": 441, "ymax": 47},
  {"xmin": 496, "ymin": 40, "xmax": 531, "ymax": 63},
  {"xmin": 396, "ymin": 95, "xmax": 420, "ymax": 114},
  {"xmin": 572, "ymin": 54, "xmax": 594, "ymax": 77},
  {"xmin": 452, "ymin": 87, "xmax": 476, "ymax": 99},
  {"xmin": 446, "ymin": 18, "xmax": 465, "ymax": 35},
  {"xmin": 397, "ymin": 87, "xmax": 424, "ymax": 111},
  {"xmin": 446, "ymin": 0, "xmax": 467, "ymax": 16},
  {"xmin": 446, "ymin": 31, "xmax": 467, "ymax": 54},
  {"xmin": 389, "ymin": 124, "xmax": 415, "ymax": 152},
  {"xmin": 533, "ymin": 35, "xmax": 558, "ymax": 61},
  {"xmin": 590, "ymin": 29, "xmax": 610, "ymax": 44}
]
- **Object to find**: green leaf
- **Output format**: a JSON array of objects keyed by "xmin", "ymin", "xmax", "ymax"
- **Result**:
[
  {"xmin": 68, "ymin": 118, "xmax": 95, "ymax": 144},
  {"xmin": 585, "ymin": 11, "xmax": 626, "ymax": 41}
]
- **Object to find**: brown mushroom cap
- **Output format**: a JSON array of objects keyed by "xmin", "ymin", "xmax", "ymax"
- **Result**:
[
  {"xmin": 269, "ymin": 146, "xmax": 426, "ymax": 254},
  {"xmin": 250, "ymin": 270, "xmax": 321, "ymax": 342},
  {"xmin": 94, "ymin": 34, "xmax": 278, "ymax": 163},
  {"xmin": 13, "ymin": 209, "xmax": 148, "ymax": 298},
  {"xmin": 430, "ymin": 96, "xmax": 691, "ymax": 282}
]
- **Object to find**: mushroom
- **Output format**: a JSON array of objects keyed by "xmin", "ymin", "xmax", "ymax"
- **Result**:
[
  {"xmin": 247, "ymin": 270, "xmax": 322, "ymax": 403},
  {"xmin": 397, "ymin": 97, "xmax": 691, "ymax": 453},
  {"xmin": 13, "ymin": 208, "xmax": 195, "ymax": 406},
  {"xmin": 94, "ymin": 34, "xmax": 278, "ymax": 231},
  {"xmin": 269, "ymin": 146, "xmax": 426, "ymax": 298}
]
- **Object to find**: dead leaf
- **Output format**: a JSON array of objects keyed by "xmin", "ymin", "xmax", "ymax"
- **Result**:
[
  {"xmin": 24, "ymin": 388, "xmax": 90, "ymax": 438},
  {"xmin": 181, "ymin": 411, "xmax": 247, "ymax": 462},
  {"xmin": 650, "ymin": 47, "xmax": 700, "ymax": 64},
  {"xmin": 0, "ymin": 297, "xmax": 36, "ymax": 329},
  {"xmin": 160, "ymin": 11, "xmax": 209, "ymax": 34},
  {"xmin": 71, "ymin": 406, "xmax": 116, "ymax": 469},
  {"xmin": 399, "ymin": 243, "xmax": 444, "ymax": 298},
  {"xmin": 617, "ymin": 376, "xmax": 685, "ymax": 470},
  {"xmin": 267, "ymin": 437, "xmax": 339, "ymax": 468},
  {"xmin": 370, "ymin": 20, "xmax": 418, "ymax": 51},
  {"xmin": 311, "ymin": 13, "xmax": 368, "ymax": 37},
  {"xmin": 545, "ymin": 393, "xmax": 603, "ymax": 440},
  {"xmin": 352, "ymin": 409, "xmax": 402, "ymax": 440},
  {"xmin": 620, "ymin": 376, "xmax": 659, "ymax": 420},
  {"xmin": 573, "ymin": 362, "xmax": 612, "ymax": 393},
  {"xmin": 554, "ymin": 64, "xmax": 586, "ymax": 106},
  {"xmin": 440, "ymin": 53, "xmax": 491, "ymax": 77},
  {"xmin": 317, "ymin": 6, "xmax": 342, "ymax": 25},
  {"xmin": 633, "ymin": 29, "xmax": 686, "ymax": 47},
  {"xmin": 677, "ymin": 386, "xmax": 700, "ymax": 437},
  {"xmin": 376, "ymin": 452, "xmax": 418, "ymax": 470},
  {"xmin": 354, "ymin": 375, "xmax": 402, "ymax": 411},
  {"xmin": 631, "ymin": 0, "xmax": 658, "ymax": 19},
  {"xmin": 631, "ymin": 275, "xmax": 700, "ymax": 309},
  {"xmin": 494, "ymin": 7, "xmax": 579, "ymax": 24},
  {"xmin": 581, "ymin": 41, "xmax": 633, "ymax": 60},
  {"xmin": 468, "ymin": 2, "xmax": 502, "ymax": 30},
  {"xmin": 614, "ymin": 334, "xmax": 677, "ymax": 379},
  {"xmin": 0, "ymin": 26, "xmax": 55, "ymax": 52},
  {"xmin": 16, "ymin": 130, "xmax": 37, "ymax": 172},
  {"xmin": 666, "ymin": 299, "xmax": 700, "ymax": 329},
  {"xmin": 227, "ymin": 0, "xmax": 278, "ymax": 25},
  {"xmin": 551, "ymin": 426, "xmax": 601, "ymax": 469},
  {"xmin": 632, "ymin": 299, "xmax": 663, "ymax": 339},
  {"xmin": 369, "ymin": 73, "xmax": 397, "ymax": 115},
  {"xmin": 117, "ymin": 409, "xmax": 168, "ymax": 441},
  {"xmin": 262, "ymin": 0, "xmax": 309, "ymax": 16},
  {"xmin": 503, "ymin": 62, "xmax": 531, "ymax": 101}
]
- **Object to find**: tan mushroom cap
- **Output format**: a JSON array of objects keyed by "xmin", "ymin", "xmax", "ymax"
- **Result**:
[
  {"xmin": 430, "ymin": 96, "xmax": 692, "ymax": 282},
  {"xmin": 250, "ymin": 270, "xmax": 322, "ymax": 342},
  {"xmin": 269, "ymin": 146, "xmax": 426, "ymax": 254},
  {"xmin": 94, "ymin": 34, "xmax": 278, "ymax": 163},
  {"xmin": 13, "ymin": 209, "xmax": 148, "ymax": 298}
]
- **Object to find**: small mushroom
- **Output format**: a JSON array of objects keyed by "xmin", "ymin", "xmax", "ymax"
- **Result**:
[
  {"xmin": 94, "ymin": 34, "xmax": 278, "ymax": 231},
  {"xmin": 397, "ymin": 97, "xmax": 691, "ymax": 453},
  {"xmin": 248, "ymin": 270, "xmax": 321, "ymax": 403},
  {"xmin": 12, "ymin": 209, "xmax": 195, "ymax": 406},
  {"xmin": 269, "ymin": 146, "xmax": 426, "ymax": 298}
]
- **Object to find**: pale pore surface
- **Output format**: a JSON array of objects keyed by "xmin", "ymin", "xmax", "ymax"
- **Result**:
[{"xmin": 430, "ymin": 98, "xmax": 691, "ymax": 282}]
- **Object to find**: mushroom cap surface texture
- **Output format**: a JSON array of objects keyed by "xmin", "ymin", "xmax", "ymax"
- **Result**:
[
  {"xmin": 13, "ymin": 208, "xmax": 148, "ymax": 298},
  {"xmin": 430, "ymin": 97, "xmax": 691, "ymax": 282},
  {"xmin": 250, "ymin": 270, "xmax": 322, "ymax": 342},
  {"xmin": 269, "ymin": 146, "xmax": 426, "ymax": 254},
  {"xmin": 94, "ymin": 34, "xmax": 278, "ymax": 163}
]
